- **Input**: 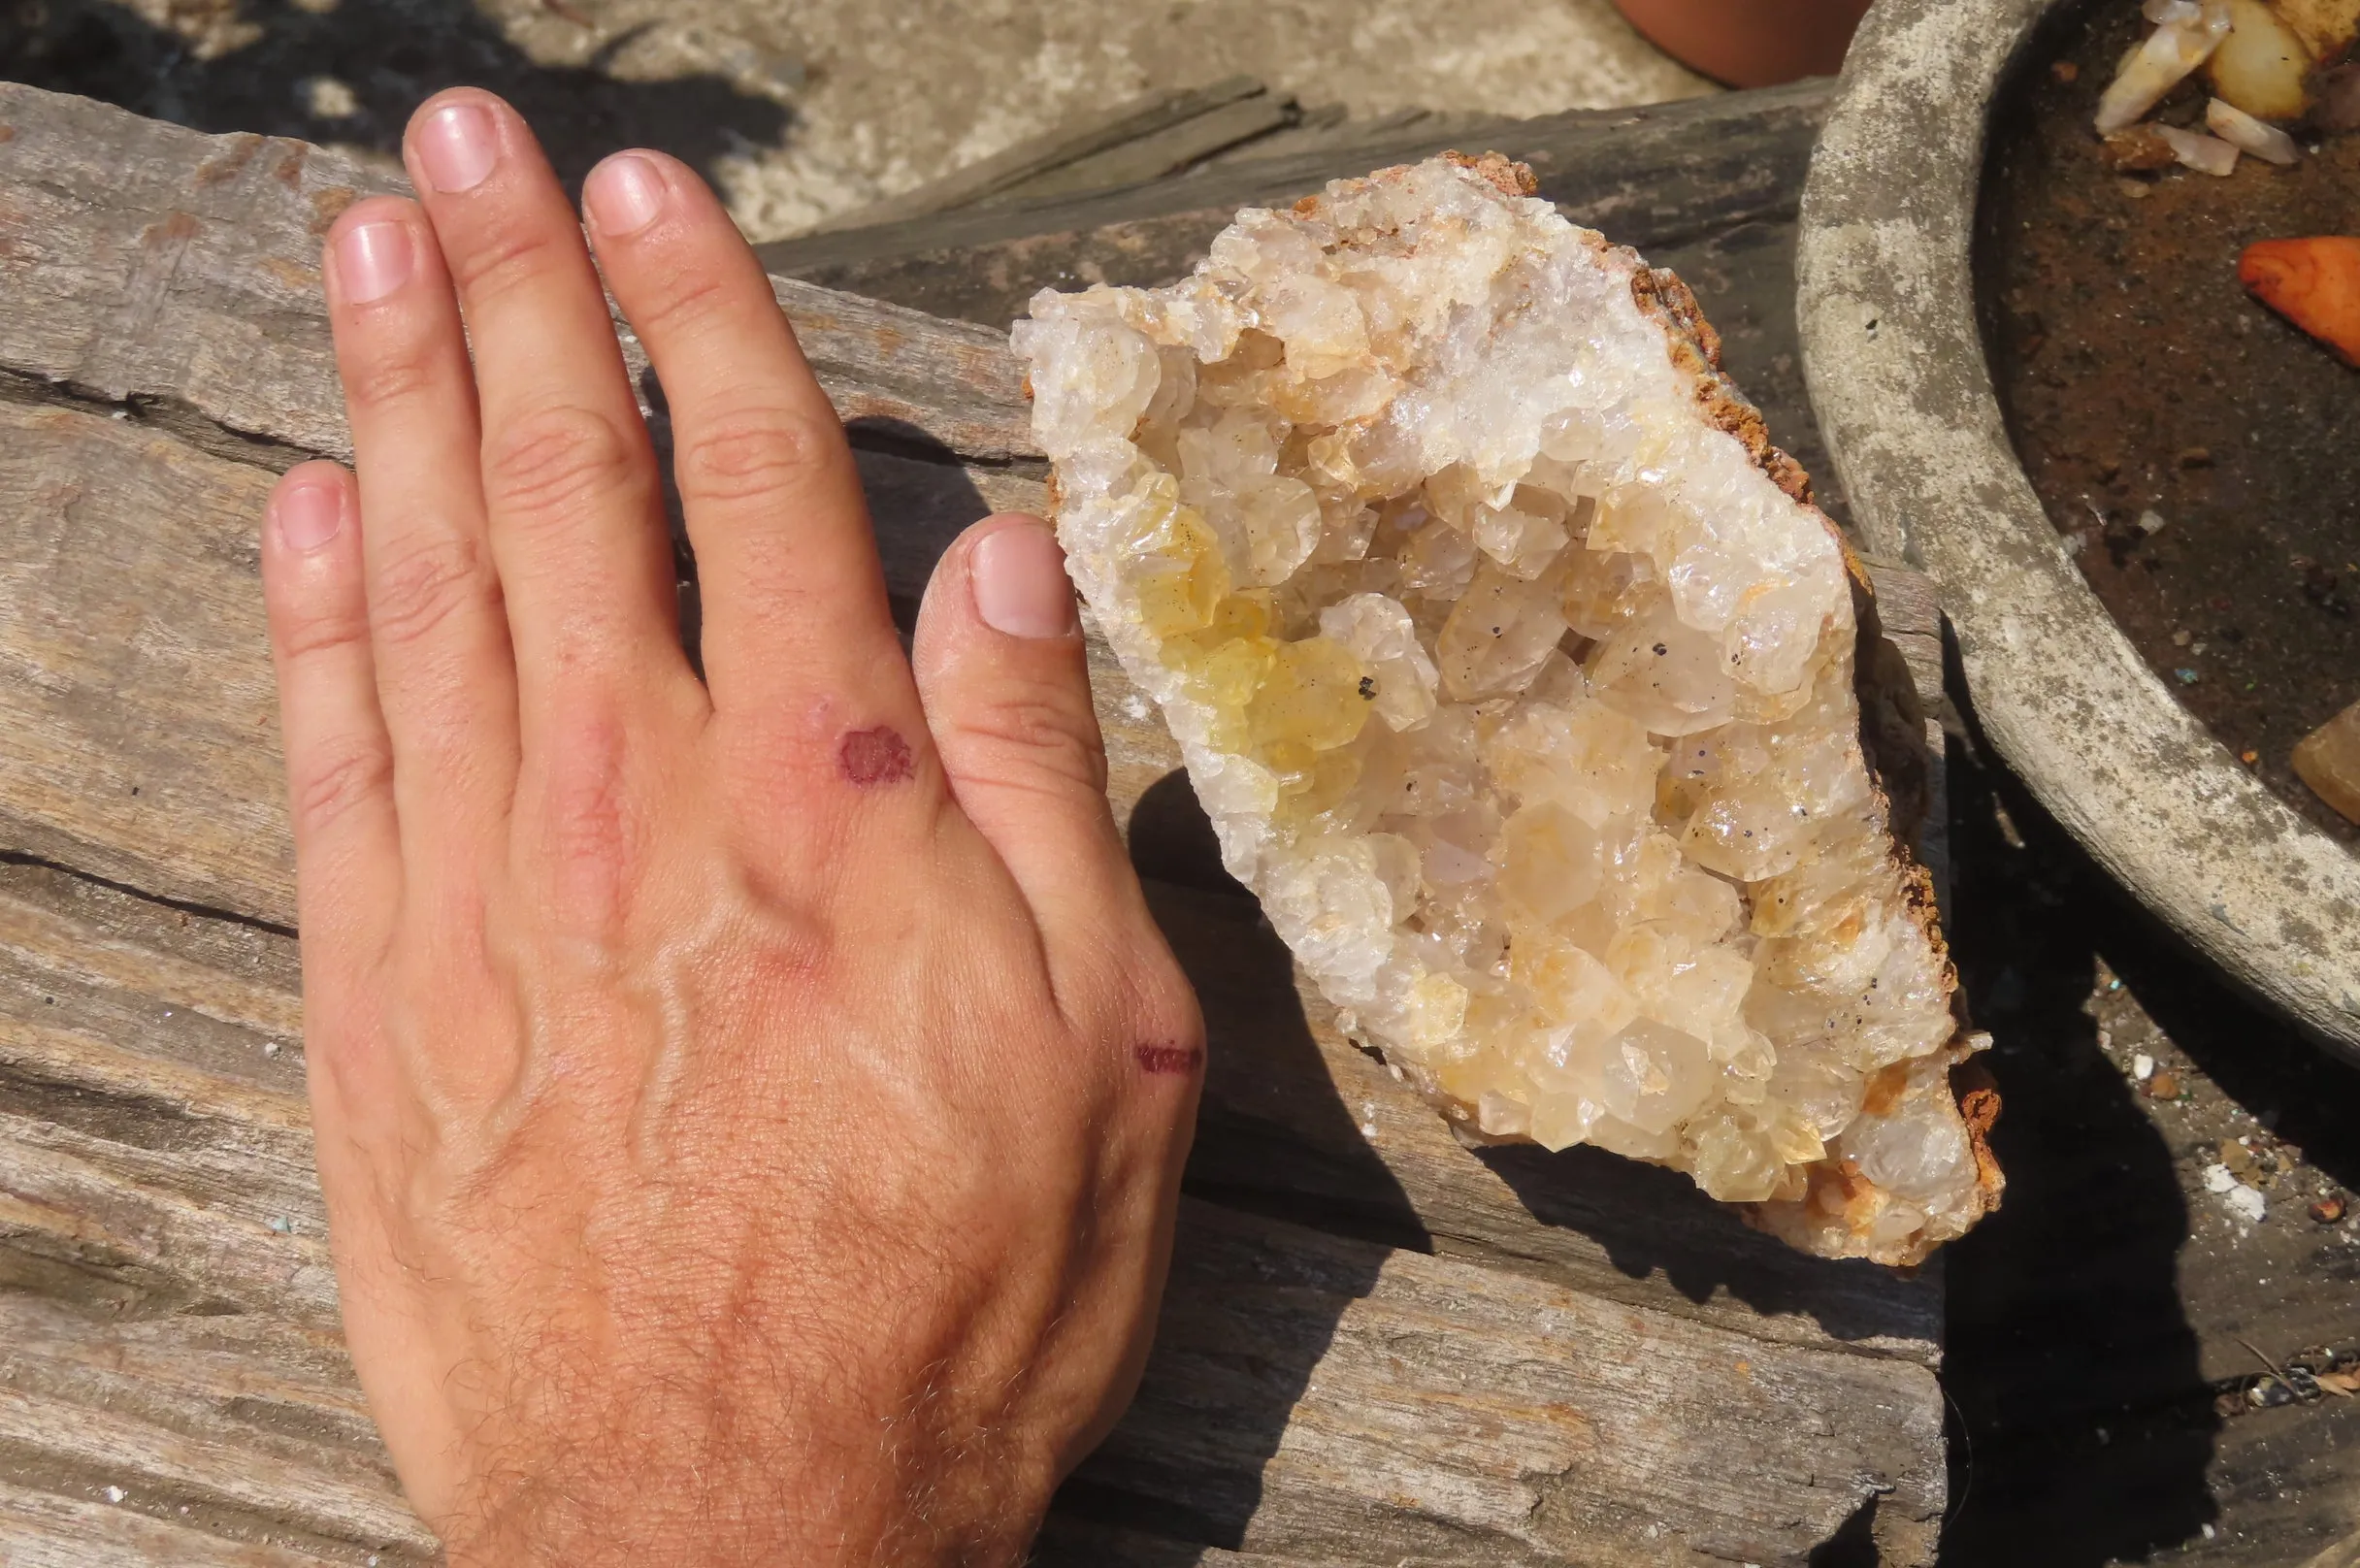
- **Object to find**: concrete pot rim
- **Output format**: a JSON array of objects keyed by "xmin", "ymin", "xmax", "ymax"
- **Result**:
[{"xmin": 1796, "ymin": 0, "xmax": 2360, "ymax": 1059}]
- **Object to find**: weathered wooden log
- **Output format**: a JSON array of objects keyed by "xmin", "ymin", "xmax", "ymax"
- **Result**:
[
  {"xmin": 0, "ymin": 81, "xmax": 1948, "ymax": 1567},
  {"xmin": 814, "ymin": 75, "xmax": 1303, "ymax": 232}
]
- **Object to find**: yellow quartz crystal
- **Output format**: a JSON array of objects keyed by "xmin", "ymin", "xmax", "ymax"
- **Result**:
[{"xmin": 1015, "ymin": 153, "xmax": 1999, "ymax": 1264}]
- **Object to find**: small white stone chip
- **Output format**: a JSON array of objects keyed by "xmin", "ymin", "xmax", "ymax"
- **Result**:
[
  {"xmin": 104, "ymin": 1486, "xmax": 125, "ymax": 1504},
  {"xmin": 2132, "ymin": 1052, "xmax": 2155, "ymax": 1082},
  {"xmin": 302, "ymin": 76, "xmax": 362, "ymax": 120}
]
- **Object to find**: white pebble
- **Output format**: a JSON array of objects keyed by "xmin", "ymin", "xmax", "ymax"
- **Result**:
[
  {"xmin": 2206, "ymin": 97, "xmax": 2301, "ymax": 165},
  {"xmin": 2132, "ymin": 1052, "xmax": 2155, "ymax": 1082},
  {"xmin": 2156, "ymin": 124, "xmax": 2241, "ymax": 176},
  {"xmin": 104, "ymin": 1486, "xmax": 124, "ymax": 1504}
]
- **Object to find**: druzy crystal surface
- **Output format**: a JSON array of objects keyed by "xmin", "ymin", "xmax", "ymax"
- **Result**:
[{"xmin": 1013, "ymin": 154, "xmax": 1999, "ymax": 1263}]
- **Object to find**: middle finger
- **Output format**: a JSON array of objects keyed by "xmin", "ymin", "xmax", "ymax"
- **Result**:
[{"xmin": 402, "ymin": 89, "xmax": 699, "ymax": 740}]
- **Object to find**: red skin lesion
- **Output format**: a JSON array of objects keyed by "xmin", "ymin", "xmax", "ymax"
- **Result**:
[
  {"xmin": 837, "ymin": 726, "xmax": 914, "ymax": 786},
  {"xmin": 1132, "ymin": 1042, "xmax": 1204, "ymax": 1076}
]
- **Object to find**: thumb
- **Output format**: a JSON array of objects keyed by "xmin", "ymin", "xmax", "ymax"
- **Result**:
[{"xmin": 912, "ymin": 514, "xmax": 1154, "ymax": 963}]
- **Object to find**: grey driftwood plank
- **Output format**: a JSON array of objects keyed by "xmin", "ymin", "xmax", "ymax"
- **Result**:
[
  {"xmin": 1031, "ymin": 1516, "xmax": 1350, "ymax": 1566},
  {"xmin": 0, "ymin": 82, "xmax": 1036, "ymax": 469},
  {"xmin": 0, "ymin": 82, "xmax": 1949, "ymax": 1566},
  {"xmin": 813, "ymin": 76, "xmax": 1281, "ymax": 232},
  {"xmin": 1001, "ymin": 92, "xmax": 1298, "ymax": 210},
  {"xmin": 0, "ymin": 1297, "xmax": 432, "ymax": 1561},
  {"xmin": 756, "ymin": 79, "xmax": 1831, "ymax": 284},
  {"xmin": 0, "ymin": 1478, "xmax": 358, "ymax": 1568},
  {"xmin": 0, "ymin": 856, "xmax": 1947, "ymax": 1565}
]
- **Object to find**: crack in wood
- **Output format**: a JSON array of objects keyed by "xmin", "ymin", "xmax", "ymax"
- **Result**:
[
  {"xmin": 0, "ymin": 853, "xmax": 297, "ymax": 941},
  {"xmin": 0, "ymin": 368, "xmax": 321, "ymax": 476}
]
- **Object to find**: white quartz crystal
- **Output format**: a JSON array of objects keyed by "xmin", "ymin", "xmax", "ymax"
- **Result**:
[{"xmin": 1013, "ymin": 153, "xmax": 2000, "ymax": 1264}]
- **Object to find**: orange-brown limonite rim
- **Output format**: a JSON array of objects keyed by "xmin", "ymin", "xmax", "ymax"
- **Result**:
[
  {"xmin": 1618, "ymin": 236, "xmax": 2004, "ymax": 1263},
  {"xmin": 1029, "ymin": 148, "xmax": 2001, "ymax": 1264},
  {"xmin": 1799, "ymin": 0, "xmax": 2360, "ymax": 1060},
  {"xmin": 1432, "ymin": 154, "xmax": 2001, "ymax": 1263}
]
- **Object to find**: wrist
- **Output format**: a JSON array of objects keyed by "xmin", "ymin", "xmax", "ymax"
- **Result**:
[{"xmin": 435, "ymin": 1423, "xmax": 1056, "ymax": 1568}]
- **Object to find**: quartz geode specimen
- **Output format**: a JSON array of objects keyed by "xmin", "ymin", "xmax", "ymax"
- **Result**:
[{"xmin": 1013, "ymin": 154, "xmax": 2001, "ymax": 1264}]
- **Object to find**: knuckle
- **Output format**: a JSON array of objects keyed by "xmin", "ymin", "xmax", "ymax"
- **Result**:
[
  {"xmin": 628, "ymin": 265, "xmax": 736, "ymax": 348},
  {"xmin": 481, "ymin": 404, "xmax": 641, "ymax": 525},
  {"xmin": 290, "ymin": 737, "xmax": 392, "ymax": 839},
  {"xmin": 338, "ymin": 340, "xmax": 445, "ymax": 414},
  {"xmin": 370, "ymin": 534, "xmax": 491, "ymax": 653},
  {"xmin": 952, "ymin": 688, "xmax": 1107, "ymax": 798},
  {"xmin": 273, "ymin": 589, "xmax": 372, "ymax": 666},
  {"xmin": 441, "ymin": 215, "xmax": 564, "ymax": 305},
  {"xmin": 673, "ymin": 404, "xmax": 836, "ymax": 508}
]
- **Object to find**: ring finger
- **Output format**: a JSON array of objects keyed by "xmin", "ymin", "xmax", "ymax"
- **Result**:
[{"xmin": 322, "ymin": 196, "xmax": 517, "ymax": 891}]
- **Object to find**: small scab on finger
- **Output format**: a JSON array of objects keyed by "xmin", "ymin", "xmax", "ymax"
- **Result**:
[
  {"xmin": 838, "ymin": 726, "xmax": 914, "ymax": 787},
  {"xmin": 1133, "ymin": 1042, "xmax": 1204, "ymax": 1077}
]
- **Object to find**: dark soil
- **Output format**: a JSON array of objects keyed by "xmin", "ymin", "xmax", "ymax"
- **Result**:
[{"xmin": 1978, "ymin": 0, "xmax": 2360, "ymax": 845}]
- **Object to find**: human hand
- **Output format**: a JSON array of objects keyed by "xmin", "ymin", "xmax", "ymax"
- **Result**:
[{"xmin": 257, "ymin": 88, "xmax": 1202, "ymax": 1566}]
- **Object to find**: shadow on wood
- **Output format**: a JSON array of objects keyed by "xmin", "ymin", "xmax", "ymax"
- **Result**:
[
  {"xmin": 1939, "ymin": 642, "xmax": 2217, "ymax": 1564},
  {"xmin": 1069, "ymin": 879, "xmax": 1412, "ymax": 1552}
]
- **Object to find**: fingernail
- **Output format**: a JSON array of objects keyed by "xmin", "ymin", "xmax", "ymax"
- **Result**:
[
  {"xmin": 585, "ymin": 153, "xmax": 667, "ymax": 237},
  {"xmin": 334, "ymin": 220, "xmax": 412, "ymax": 305},
  {"xmin": 274, "ymin": 481, "xmax": 344, "ymax": 553},
  {"xmin": 972, "ymin": 520, "xmax": 1077, "ymax": 639},
  {"xmin": 416, "ymin": 101, "xmax": 498, "ymax": 193}
]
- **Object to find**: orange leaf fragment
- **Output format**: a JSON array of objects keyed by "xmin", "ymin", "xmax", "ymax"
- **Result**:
[{"xmin": 2240, "ymin": 237, "xmax": 2360, "ymax": 368}]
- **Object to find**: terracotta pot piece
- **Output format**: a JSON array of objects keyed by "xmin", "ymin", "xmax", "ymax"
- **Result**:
[{"xmin": 1612, "ymin": 0, "xmax": 1875, "ymax": 86}]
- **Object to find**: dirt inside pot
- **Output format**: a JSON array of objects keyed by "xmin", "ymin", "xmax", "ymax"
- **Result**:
[{"xmin": 1978, "ymin": 0, "xmax": 2360, "ymax": 846}]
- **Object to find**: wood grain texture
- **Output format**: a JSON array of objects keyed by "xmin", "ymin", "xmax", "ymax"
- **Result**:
[
  {"xmin": 0, "ymin": 1479, "xmax": 360, "ymax": 1568},
  {"xmin": 0, "ymin": 82, "xmax": 1950, "ymax": 1566},
  {"xmin": 813, "ymin": 76, "xmax": 1279, "ymax": 231},
  {"xmin": 0, "ymin": 856, "xmax": 1946, "ymax": 1565},
  {"xmin": 757, "ymin": 80, "xmax": 1832, "ymax": 284},
  {"xmin": 1079, "ymin": 1200, "xmax": 1940, "ymax": 1567},
  {"xmin": 0, "ymin": 81, "xmax": 1035, "ymax": 470}
]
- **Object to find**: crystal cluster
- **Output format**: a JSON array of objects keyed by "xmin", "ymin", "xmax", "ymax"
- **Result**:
[{"xmin": 1013, "ymin": 154, "xmax": 2000, "ymax": 1263}]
